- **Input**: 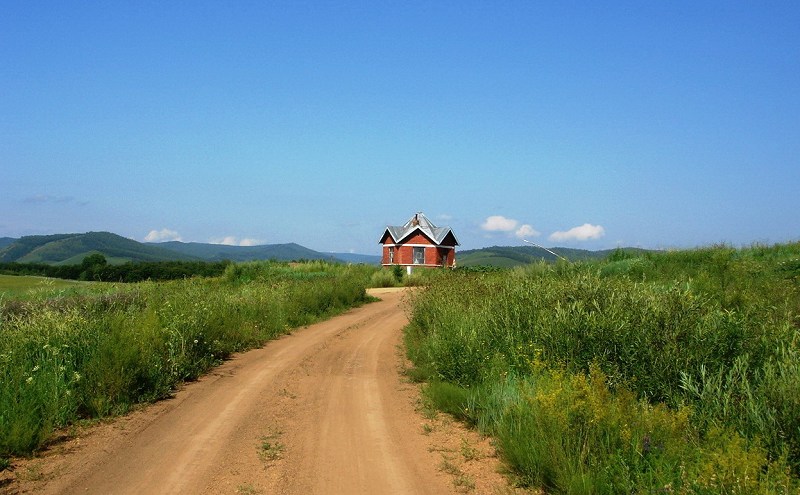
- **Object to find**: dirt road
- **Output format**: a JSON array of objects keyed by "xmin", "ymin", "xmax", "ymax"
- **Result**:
[{"xmin": 3, "ymin": 288, "xmax": 519, "ymax": 495}]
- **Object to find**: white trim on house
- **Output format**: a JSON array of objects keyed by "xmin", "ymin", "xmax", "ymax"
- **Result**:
[{"xmin": 381, "ymin": 243, "xmax": 455, "ymax": 249}]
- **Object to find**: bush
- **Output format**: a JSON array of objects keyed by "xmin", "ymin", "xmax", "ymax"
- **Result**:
[{"xmin": 369, "ymin": 269, "xmax": 398, "ymax": 288}]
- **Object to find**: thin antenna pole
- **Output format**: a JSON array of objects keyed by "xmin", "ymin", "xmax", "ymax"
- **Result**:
[{"xmin": 522, "ymin": 239, "xmax": 569, "ymax": 262}]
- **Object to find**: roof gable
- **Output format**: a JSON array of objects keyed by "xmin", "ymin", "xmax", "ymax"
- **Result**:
[{"xmin": 379, "ymin": 212, "xmax": 460, "ymax": 246}]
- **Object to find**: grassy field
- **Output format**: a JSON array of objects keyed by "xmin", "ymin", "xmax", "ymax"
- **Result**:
[
  {"xmin": 0, "ymin": 261, "xmax": 376, "ymax": 468},
  {"xmin": 0, "ymin": 274, "xmax": 95, "ymax": 298},
  {"xmin": 406, "ymin": 243, "xmax": 800, "ymax": 493}
]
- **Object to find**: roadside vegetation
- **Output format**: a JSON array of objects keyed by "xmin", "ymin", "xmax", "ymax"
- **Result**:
[
  {"xmin": 0, "ymin": 260, "xmax": 375, "ymax": 466},
  {"xmin": 405, "ymin": 243, "xmax": 800, "ymax": 493},
  {"xmin": 369, "ymin": 263, "xmax": 453, "ymax": 288}
]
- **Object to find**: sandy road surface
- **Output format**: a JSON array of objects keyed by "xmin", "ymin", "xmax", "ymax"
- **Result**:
[{"xmin": 3, "ymin": 288, "xmax": 519, "ymax": 495}]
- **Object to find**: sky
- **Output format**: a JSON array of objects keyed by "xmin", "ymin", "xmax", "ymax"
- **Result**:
[{"xmin": 2, "ymin": 2, "xmax": 799, "ymax": 254}]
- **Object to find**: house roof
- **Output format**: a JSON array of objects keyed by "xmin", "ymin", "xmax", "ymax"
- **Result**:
[{"xmin": 380, "ymin": 212, "xmax": 460, "ymax": 246}]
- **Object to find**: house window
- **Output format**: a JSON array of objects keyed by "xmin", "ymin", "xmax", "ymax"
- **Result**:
[
  {"xmin": 413, "ymin": 247, "xmax": 425, "ymax": 264},
  {"xmin": 388, "ymin": 247, "xmax": 394, "ymax": 263}
]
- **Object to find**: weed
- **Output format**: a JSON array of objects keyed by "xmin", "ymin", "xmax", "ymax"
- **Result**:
[
  {"xmin": 440, "ymin": 456, "xmax": 476, "ymax": 491},
  {"xmin": 259, "ymin": 433, "xmax": 284, "ymax": 462},
  {"xmin": 415, "ymin": 396, "xmax": 438, "ymax": 420},
  {"xmin": 16, "ymin": 463, "xmax": 44, "ymax": 482},
  {"xmin": 460, "ymin": 437, "xmax": 481, "ymax": 461},
  {"xmin": 236, "ymin": 483, "xmax": 261, "ymax": 494},
  {"xmin": 454, "ymin": 473, "xmax": 476, "ymax": 491},
  {"xmin": 439, "ymin": 456, "xmax": 461, "ymax": 475}
]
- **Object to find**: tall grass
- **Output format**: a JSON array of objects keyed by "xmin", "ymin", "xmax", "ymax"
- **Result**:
[
  {"xmin": 406, "ymin": 243, "xmax": 800, "ymax": 492},
  {"xmin": 0, "ymin": 261, "xmax": 374, "ymax": 461}
]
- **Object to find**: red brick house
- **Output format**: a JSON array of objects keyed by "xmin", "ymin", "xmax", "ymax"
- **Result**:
[{"xmin": 379, "ymin": 212, "xmax": 459, "ymax": 272}]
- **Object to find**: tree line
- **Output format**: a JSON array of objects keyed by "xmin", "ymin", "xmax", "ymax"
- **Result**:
[{"xmin": 0, "ymin": 255, "xmax": 232, "ymax": 282}]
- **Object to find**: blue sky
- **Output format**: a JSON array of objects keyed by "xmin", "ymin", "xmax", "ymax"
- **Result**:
[{"xmin": 2, "ymin": 2, "xmax": 798, "ymax": 254}]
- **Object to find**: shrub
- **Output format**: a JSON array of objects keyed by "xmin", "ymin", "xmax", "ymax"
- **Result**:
[{"xmin": 369, "ymin": 269, "xmax": 398, "ymax": 288}]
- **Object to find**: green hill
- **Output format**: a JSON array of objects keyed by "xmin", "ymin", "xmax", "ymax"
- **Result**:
[
  {"xmin": 0, "ymin": 232, "xmax": 197, "ymax": 264},
  {"xmin": 0, "ymin": 234, "xmax": 75, "ymax": 262},
  {"xmin": 0, "ymin": 232, "xmax": 367, "ymax": 266},
  {"xmin": 151, "ymin": 241, "xmax": 338, "ymax": 262},
  {"xmin": 0, "ymin": 237, "xmax": 16, "ymax": 250},
  {"xmin": 457, "ymin": 245, "xmax": 652, "ymax": 268}
]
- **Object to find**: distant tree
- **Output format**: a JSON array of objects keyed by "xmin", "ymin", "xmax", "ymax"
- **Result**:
[
  {"xmin": 2, "ymin": 257, "xmax": 229, "ymax": 283},
  {"xmin": 81, "ymin": 253, "xmax": 108, "ymax": 269},
  {"xmin": 79, "ymin": 253, "xmax": 108, "ymax": 280}
]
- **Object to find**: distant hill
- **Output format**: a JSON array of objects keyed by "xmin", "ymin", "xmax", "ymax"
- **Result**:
[
  {"xmin": 0, "ymin": 232, "xmax": 197, "ymax": 264},
  {"xmin": 0, "ymin": 232, "xmax": 384, "ymax": 266},
  {"xmin": 457, "ymin": 245, "xmax": 652, "ymax": 268},
  {"xmin": 151, "ymin": 241, "xmax": 338, "ymax": 262}
]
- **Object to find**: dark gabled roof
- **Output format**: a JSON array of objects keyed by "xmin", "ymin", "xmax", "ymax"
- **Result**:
[{"xmin": 379, "ymin": 212, "xmax": 460, "ymax": 246}]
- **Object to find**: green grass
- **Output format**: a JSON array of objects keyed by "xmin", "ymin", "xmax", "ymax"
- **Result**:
[
  {"xmin": 0, "ymin": 274, "xmax": 94, "ymax": 297},
  {"xmin": 405, "ymin": 242, "xmax": 800, "ymax": 493},
  {"xmin": 369, "ymin": 268, "xmax": 401, "ymax": 287},
  {"xmin": 0, "ymin": 261, "xmax": 376, "ymax": 460},
  {"xmin": 457, "ymin": 252, "xmax": 526, "ymax": 268}
]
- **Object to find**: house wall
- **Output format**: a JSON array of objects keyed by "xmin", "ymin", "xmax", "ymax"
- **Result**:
[
  {"xmin": 396, "ymin": 245, "xmax": 415, "ymax": 265},
  {"xmin": 383, "ymin": 245, "xmax": 415, "ymax": 265},
  {"xmin": 381, "ymin": 243, "xmax": 456, "ymax": 267},
  {"xmin": 382, "ymin": 246, "xmax": 390, "ymax": 265},
  {"xmin": 424, "ymin": 246, "xmax": 439, "ymax": 265}
]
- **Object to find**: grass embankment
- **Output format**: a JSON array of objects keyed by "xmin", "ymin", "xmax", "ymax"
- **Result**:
[
  {"xmin": 0, "ymin": 261, "xmax": 375, "ymax": 466},
  {"xmin": 405, "ymin": 243, "xmax": 800, "ymax": 493}
]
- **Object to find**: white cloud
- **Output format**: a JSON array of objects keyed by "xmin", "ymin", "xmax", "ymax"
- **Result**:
[
  {"xmin": 549, "ymin": 224, "xmax": 606, "ymax": 242},
  {"xmin": 214, "ymin": 236, "xmax": 238, "ymax": 246},
  {"xmin": 481, "ymin": 215, "xmax": 518, "ymax": 232},
  {"xmin": 144, "ymin": 228, "xmax": 182, "ymax": 242},
  {"xmin": 210, "ymin": 236, "xmax": 263, "ymax": 246},
  {"xmin": 482, "ymin": 215, "xmax": 541, "ymax": 239},
  {"xmin": 515, "ymin": 224, "xmax": 540, "ymax": 239}
]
